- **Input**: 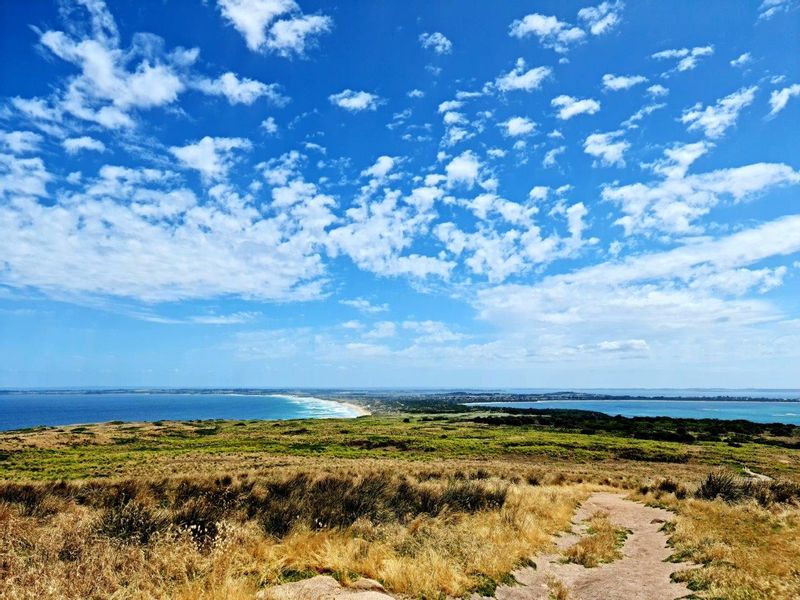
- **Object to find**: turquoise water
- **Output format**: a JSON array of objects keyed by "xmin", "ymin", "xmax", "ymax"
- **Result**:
[
  {"xmin": 466, "ymin": 400, "xmax": 800, "ymax": 425},
  {"xmin": 0, "ymin": 392, "xmax": 360, "ymax": 431}
]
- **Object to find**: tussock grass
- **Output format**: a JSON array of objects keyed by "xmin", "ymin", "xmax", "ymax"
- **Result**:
[
  {"xmin": 634, "ymin": 469, "xmax": 800, "ymax": 599},
  {"xmin": 563, "ymin": 511, "xmax": 629, "ymax": 567},
  {"xmin": 695, "ymin": 470, "xmax": 800, "ymax": 506},
  {"xmin": 0, "ymin": 467, "xmax": 586, "ymax": 599}
]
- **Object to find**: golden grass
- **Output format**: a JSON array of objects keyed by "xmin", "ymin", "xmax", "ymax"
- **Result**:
[
  {"xmin": 0, "ymin": 467, "xmax": 589, "ymax": 600},
  {"xmin": 562, "ymin": 511, "xmax": 628, "ymax": 568},
  {"xmin": 662, "ymin": 497, "xmax": 800, "ymax": 600}
]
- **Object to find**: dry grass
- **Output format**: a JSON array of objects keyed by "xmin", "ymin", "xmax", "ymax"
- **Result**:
[
  {"xmin": 562, "ymin": 511, "xmax": 629, "ymax": 567},
  {"xmin": 0, "ymin": 466, "xmax": 588, "ymax": 600},
  {"xmin": 662, "ymin": 499, "xmax": 800, "ymax": 599}
]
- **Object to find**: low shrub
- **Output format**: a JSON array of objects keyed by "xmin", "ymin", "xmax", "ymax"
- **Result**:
[{"xmin": 96, "ymin": 499, "xmax": 164, "ymax": 544}]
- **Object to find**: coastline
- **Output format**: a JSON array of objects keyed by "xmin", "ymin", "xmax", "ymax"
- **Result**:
[
  {"xmin": 277, "ymin": 394, "xmax": 371, "ymax": 417},
  {"xmin": 337, "ymin": 400, "xmax": 371, "ymax": 417}
]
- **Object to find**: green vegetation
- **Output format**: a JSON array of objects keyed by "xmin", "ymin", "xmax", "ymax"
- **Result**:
[{"xmin": 1, "ymin": 413, "xmax": 799, "ymax": 481}]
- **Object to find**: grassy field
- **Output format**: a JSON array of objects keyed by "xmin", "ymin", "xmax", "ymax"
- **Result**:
[
  {"xmin": 2, "ymin": 413, "xmax": 799, "ymax": 481},
  {"xmin": 1, "ymin": 413, "xmax": 799, "ymax": 599}
]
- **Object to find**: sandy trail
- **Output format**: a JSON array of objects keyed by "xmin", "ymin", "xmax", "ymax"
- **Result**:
[
  {"xmin": 493, "ymin": 492, "xmax": 694, "ymax": 600},
  {"xmin": 258, "ymin": 493, "xmax": 695, "ymax": 600}
]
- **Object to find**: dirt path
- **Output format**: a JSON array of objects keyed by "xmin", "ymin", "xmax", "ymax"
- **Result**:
[{"xmin": 493, "ymin": 492, "xmax": 695, "ymax": 600}]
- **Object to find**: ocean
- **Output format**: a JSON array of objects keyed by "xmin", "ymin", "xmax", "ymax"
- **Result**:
[
  {"xmin": 0, "ymin": 392, "xmax": 361, "ymax": 431},
  {"xmin": 466, "ymin": 399, "xmax": 800, "ymax": 425}
]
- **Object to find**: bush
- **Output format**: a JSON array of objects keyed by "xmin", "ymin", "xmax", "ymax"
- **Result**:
[
  {"xmin": 96, "ymin": 500, "xmax": 164, "ymax": 544},
  {"xmin": 696, "ymin": 471, "xmax": 741, "ymax": 502},
  {"xmin": 696, "ymin": 471, "xmax": 800, "ymax": 506},
  {"xmin": 248, "ymin": 472, "xmax": 508, "ymax": 538}
]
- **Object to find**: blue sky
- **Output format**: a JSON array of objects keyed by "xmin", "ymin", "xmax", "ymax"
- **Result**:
[{"xmin": 1, "ymin": 0, "xmax": 799, "ymax": 389}]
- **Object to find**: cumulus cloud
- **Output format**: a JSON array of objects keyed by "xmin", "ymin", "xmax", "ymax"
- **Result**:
[
  {"xmin": 195, "ymin": 72, "xmax": 289, "ymax": 105},
  {"xmin": 329, "ymin": 89, "xmax": 382, "ymax": 112},
  {"xmin": 583, "ymin": 130, "xmax": 629, "ymax": 166},
  {"xmin": 509, "ymin": 13, "xmax": 585, "ymax": 53},
  {"xmin": 63, "ymin": 136, "xmax": 106, "ymax": 154},
  {"xmin": 577, "ymin": 1, "xmax": 625, "ymax": 35},
  {"xmin": 551, "ymin": 95, "xmax": 601, "ymax": 119},
  {"xmin": 730, "ymin": 52, "xmax": 752, "ymax": 67},
  {"xmin": 647, "ymin": 84, "xmax": 669, "ymax": 97},
  {"xmin": 475, "ymin": 215, "xmax": 800, "ymax": 365},
  {"xmin": 216, "ymin": 0, "xmax": 332, "ymax": 56},
  {"xmin": 768, "ymin": 84, "xmax": 800, "ymax": 116},
  {"xmin": 652, "ymin": 45, "xmax": 714, "ymax": 73},
  {"xmin": 361, "ymin": 155, "xmax": 396, "ymax": 181},
  {"xmin": 12, "ymin": 1, "xmax": 292, "ymax": 133},
  {"xmin": 419, "ymin": 32, "xmax": 452, "ymax": 54},
  {"xmin": 494, "ymin": 58, "xmax": 552, "ymax": 92},
  {"xmin": 0, "ymin": 164, "xmax": 336, "ymax": 302},
  {"xmin": 604, "ymin": 142, "xmax": 800, "ymax": 235},
  {"xmin": 445, "ymin": 150, "xmax": 481, "ymax": 188},
  {"xmin": 169, "ymin": 136, "xmax": 252, "ymax": 181},
  {"xmin": 0, "ymin": 131, "xmax": 43, "ymax": 154},
  {"xmin": 543, "ymin": 146, "xmax": 566, "ymax": 168},
  {"xmin": 602, "ymin": 73, "xmax": 647, "ymax": 91},
  {"xmin": 681, "ymin": 86, "xmax": 757, "ymax": 138},
  {"xmin": 501, "ymin": 116, "xmax": 536, "ymax": 137},
  {"xmin": 260, "ymin": 116, "xmax": 278, "ymax": 134}
]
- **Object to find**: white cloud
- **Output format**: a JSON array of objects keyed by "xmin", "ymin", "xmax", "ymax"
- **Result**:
[
  {"xmin": 364, "ymin": 321, "xmax": 396, "ymax": 339},
  {"xmin": 187, "ymin": 311, "xmax": 260, "ymax": 325},
  {"xmin": 730, "ymin": 52, "xmax": 752, "ymax": 67},
  {"xmin": 577, "ymin": 1, "xmax": 625, "ymax": 35},
  {"xmin": 340, "ymin": 298, "xmax": 389, "ymax": 313},
  {"xmin": 0, "ymin": 167, "xmax": 336, "ymax": 302},
  {"xmin": 361, "ymin": 155, "xmax": 396, "ymax": 180},
  {"xmin": 758, "ymin": 0, "xmax": 795, "ymax": 20},
  {"xmin": 501, "ymin": 116, "xmax": 536, "ymax": 137},
  {"xmin": 543, "ymin": 146, "xmax": 566, "ymax": 168},
  {"xmin": 14, "ymin": 1, "xmax": 296, "ymax": 133},
  {"xmin": 169, "ymin": 136, "xmax": 252, "ymax": 181},
  {"xmin": 435, "ymin": 196, "xmax": 594, "ymax": 282},
  {"xmin": 681, "ymin": 86, "xmax": 757, "ymax": 138},
  {"xmin": 0, "ymin": 131, "xmax": 43, "ymax": 154},
  {"xmin": 529, "ymin": 186, "xmax": 549, "ymax": 201},
  {"xmin": 63, "ymin": 136, "xmax": 106, "ymax": 154},
  {"xmin": 652, "ymin": 45, "xmax": 714, "ymax": 72},
  {"xmin": 494, "ymin": 58, "xmax": 552, "ymax": 92},
  {"xmin": 329, "ymin": 89, "xmax": 382, "ymax": 112},
  {"xmin": 622, "ymin": 102, "xmax": 665, "ymax": 128},
  {"xmin": 475, "ymin": 215, "xmax": 800, "ymax": 365},
  {"xmin": 602, "ymin": 73, "xmax": 647, "ymax": 91},
  {"xmin": 217, "ymin": 0, "xmax": 331, "ymax": 56},
  {"xmin": 647, "ymin": 84, "xmax": 669, "ymax": 97},
  {"xmin": 551, "ymin": 95, "xmax": 601, "ymax": 119},
  {"xmin": 407, "ymin": 89, "xmax": 425, "ymax": 98},
  {"xmin": 768, "ymin": 84, "xmax": 800, "ymax": 116},
  {"xmin": 261, "ymin": 116, "xmax": 278, "ymax": 134},
  {"xmin": 583, "ymin": 130, "xmax": 629, "ymax": 167},
  {"xmin": 604, "ymin": 142, "xmax": 800, "ymax": 235},
  {"xmin": 0, "ymin": 153, "xmax": 52, "ymax": 198},
  {"xmin": 402, "ymin": 320, "xmax": 464, "ymax": 343},
  {"xmin": 196, "ymin": 72, "xmax": 288, "ymax": 105},
  {"xmin": 266, "ymin": 14, "xmax": 332, "ymax": 56},
  {"xmin": 445, "ymin": 150, "xmax": 481, "ymax": 188},
  {"xmin": 419, "ymin": 32, "xmax": 452, "ymax": 54},
  {"xmin": 509, "ymin": 13, "xmax": 586, "ymax": 53}
]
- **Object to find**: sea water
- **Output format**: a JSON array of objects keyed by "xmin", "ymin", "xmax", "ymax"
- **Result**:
[{"xmin": 0, "ymin": 392, "xmax": 360, "ymax": 431}]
